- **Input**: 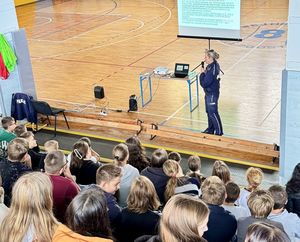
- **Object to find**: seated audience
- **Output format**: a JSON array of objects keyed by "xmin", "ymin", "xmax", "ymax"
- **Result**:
[
  {"xmin": 168, "ymin": 151, "xmax": 181, "ymax": 163},
  {"xmin": 0, "ymin": 175, "xmax": 9, "ymax": 224},
  {"xmin": 113, "ymin": 143, "xmax": 139, "ymax": 207},
  {"xmin": 202, "ymin": 176, "xmax": 237, "ymax": 242},
  {"xmin": 163, "ymin": 159, "xmax": 199, "ymax": 201},
  {"xmin": 237, "ymin": 189, "xmax": 285, "ymax": 242},
  {"xmin": 95, "ymin": 164, "xmax": 122, "ymax": 228},
  {"xmin": 0, "ymin": 172, "xmax": 58, "ymax": 242},
  {"xmin": 268, "ymin": 185, "xmax": 300, "ymax": 241},
  {"xmin": 286, "ymin": 163, "xmax": 300, "ymax": 217},
  {"xmin": 186, "ymin": 155, "xmax": 205, "ymax": 187},
  {"xmin": 14, "ymin": 124, "xmax": 27, "ymax": 137},
  {"xmin": 212, "ymin": 160, "xmax": 231, "ymax": 184},
  {"xmin": 70, "ymin": 140, "xmax": 101, "ymax": 185},
  {"xmin": 117, "ymin": 176, "xmax": 161, "ymax": 242},
  {"xmin": 136, "ymin": 194, "xmax": 209, "ymax": 242},
  {"xmin": 0, "ymin": 117, "xmax": 16, "ymax": 159},
  {"xmin": 44, "ymin": 150, "xmax": 79, "ymax": 222},
  {"xmin": 245, "ymin": 222, "xmax": 291, "ymax": 242},
  {"xmin": 236, "ymin": 167, "xmax": 264, "ymax": 210},
  {"xmin": 53, "ymin": 188, "xmax": 113, "ymax": 242},
  {"xmin": 223, "ymin": 181, "xmax": 250, "ymax": 220},
  {"xmin": 39, "ymin": 140, "xmax": 59, "ymax": 171},
  {"xmin": 20, "ymin": 131, "xmax": 43, "ymax": 170},
  {"xmin": 0, "ymin": 138, "xmax": 32, "ymax": 206},
  {"xmin": 125, "ymin": 136, "xmax": 150, "ymax": 172},
  {"xmin": 141, "ymin": 149, "xmax": 169, "ymax": 204}
]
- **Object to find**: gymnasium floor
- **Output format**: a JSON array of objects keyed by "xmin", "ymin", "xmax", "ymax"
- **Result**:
[{"xmin": 16, "ymin": 0, "xmax": 288, "ymax": 145}]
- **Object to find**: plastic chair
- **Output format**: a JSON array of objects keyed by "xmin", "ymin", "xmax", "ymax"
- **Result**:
[{"xmin": 31, "ymin": 100, "xmax": 70, "ymax": 136}]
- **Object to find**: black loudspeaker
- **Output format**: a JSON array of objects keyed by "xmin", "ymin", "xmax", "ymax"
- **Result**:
[
  {"xmin": 94, "ymin": 86, "xmax": 105, "ymax": 99},
  {"xmin": 128, "ymin": 94, "xmax": 138, "ymax": 112}
]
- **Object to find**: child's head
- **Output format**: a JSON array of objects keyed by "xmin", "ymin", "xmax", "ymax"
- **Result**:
[
  {"xmin": 19, "ymin": 131, "xmax": 37, "ymax": 149},
  {"xmin": 246, "ymin": 167, "xmax": 264, "ymax": 189},
  {"xmin": 0, "ymin": 172, "xmax": 58, "ymax": 242},
  {"xmin": 44, "ymin": 150, "xmax": 66, "ymax": 175},
  {"xmin": 127, "ymin": 176, "xmax": 160, "ymax": 213},
  {"xmin": 163, "ymin": 159, "xmax": 182, "ymax": 201},
  {"xmin": 212, "ymin": 160, "xmax": 231, "ymax": 184},
  {"xmin": 14, "ymin": 124, "xmax": 27, "ymax": 137},
  {"xmin": 125, "ymin": 135, "xmax": 143, "ymax": 151},
  {"xmin": 7, "ymin": 138, "xmax": 29, "ymax": 162},
  {"xmin": 245, "ymin": 222, "xmax": 290, "ymax": 242},
  {"xmin": 96, "ymin": 164, "xmax": 122, "ymax": 194},
  {"xmin": 163, "ymin": 159, "xmax": 180, "ymax": 177},
  {"xmin": 1, "ymin": 117, "xmax": 16, "ymax": 132},
  {"xmin": 70, "ymin": 141, "xmax": 90, "ymax": 168},
  {"xmin": 247, "ymin": 189, "xmax": 274, "ymax": 218},
  {"xmin": 201, "ymin": 176, "xmax": 226, "ymax": 205},
  {"xmin": 112, "ymin": 143, "xmax": 129, "ymax": 166},
  {"xmin": 65, "ymin": 187, "xmax": 112, "ymax": 239},
  {"xmin": 151, "ymin": 149, "xmax": 168, "ymax": 168},
  {"xmin": 79, "ymin": 137, "xmax": 92, "ymax": 147},
  {"xmin": 44, "ymin": 140, "xmax": 59, "ymax": 153},
  {"xmin": 168, "ymin": 152, "xmax": 181, "ymax": 163},
  {"xmin": 188, "ymin": 155, "xmax": 201, "ymax": 172},
  {"xmin": 268, "ymin": 185, "xmax": 287, "ymax": 210},
  {"xmin": 225, "ymin": 181, "xmax": 240, "ymax": 203},
  {"xmin": 160, "ymin": 194, "xmax": 209, "ymax": 242}
]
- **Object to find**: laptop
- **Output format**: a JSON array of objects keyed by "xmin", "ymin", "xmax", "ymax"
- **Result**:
[{"xmin": 174, "ymin": 63, "xmax": 189, "ymax": 78}]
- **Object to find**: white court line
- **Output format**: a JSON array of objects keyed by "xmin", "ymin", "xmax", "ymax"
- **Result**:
[
  {"xmin": 28, "ymin": 15, "xmax": 133, "ymax": 43},
  {"xmin": 32, "ymin": 0, "xmax": 172, "ymax": 59},
  {"xmin": 161, "ymin": 22, "xmax": 287, "ymax": 127},
  {"xmin": 34, "ymin": 16, "xmax": 53, "ymax": 26}
]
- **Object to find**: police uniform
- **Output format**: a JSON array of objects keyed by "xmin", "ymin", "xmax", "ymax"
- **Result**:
[{"xmin": 199, "ymin": 61, "xmax": 223, "ymax": 136}]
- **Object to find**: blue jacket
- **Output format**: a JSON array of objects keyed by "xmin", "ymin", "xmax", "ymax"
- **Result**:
[
  {"xmin": 199, "ymin": 61, "xmax": 220, "ymax": 95},
  {"xmin": 140, "ymin": 167, "xmax": 169, "ymax": 204},
  {"xmin": 203, "ymin": 204, "xmax": 237, "ymax": 242},
  {"xmin": 11, "ymin": 93, "xmax": 37, "ymax": 123}
]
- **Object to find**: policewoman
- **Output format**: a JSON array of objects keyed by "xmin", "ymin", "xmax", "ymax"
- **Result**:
[{"xmin": 199, "ymin": 49, "xmax": 223, "ymax": 136}]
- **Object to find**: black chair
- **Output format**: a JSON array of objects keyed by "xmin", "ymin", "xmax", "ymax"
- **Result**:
[{"xmin": 31, "ymin": 100, "xmax": 70, "ymax": 136}]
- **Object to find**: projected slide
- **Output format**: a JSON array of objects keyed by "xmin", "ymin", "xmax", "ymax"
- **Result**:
[{"xmin": 178, "ymin": 0, "xmax": 241, "ymax": 40}]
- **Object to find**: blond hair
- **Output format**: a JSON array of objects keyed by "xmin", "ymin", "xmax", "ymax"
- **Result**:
[
  {"xmin": 0, "ymin": 172, "xmax": 58, "ymax": 242},
  {"xmin": 163, "ymin": 159, "xmax": 180, "ymax": 201},
  {"xmin": 246, "ymin": 167, "xmax": 264, "ymax": 190},
  {"xmin": 7, "ymin": 138, "xmax": 29, "ymax": 161},
  {"xmin": 247, "ymin": 189, "xmax": 274, "ymax": 218},
  {"xmin": 160, "ymin": 194, "xmax": 209, "ymax": 242},
  {"xmin": 44, "ymin": 140, "xmax": 59, "ymax": 152},
  {"xmin": 44, "ymin": 150, "xmax": 66, "ymax": 174},
  {"xmin": 127, "ymin": 176, "xmax": 160, "ymax": 213},
  {"xmin": 212, "ymin": 160, "xmax": 231, "ymax": 184},
  {"xmin": 201, "ymin": 176, "xmax": 226, "ymax": 205}
]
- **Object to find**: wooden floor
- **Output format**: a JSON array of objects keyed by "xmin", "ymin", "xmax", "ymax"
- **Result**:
[{"xmin": 16, "ymin": 0, "xmax": 288, "ymax": 144}]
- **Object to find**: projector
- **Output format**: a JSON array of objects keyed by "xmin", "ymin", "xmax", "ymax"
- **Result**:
[{"xmin": 154, "ymin": 66, "xmax": 169, "ymax": 75}]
